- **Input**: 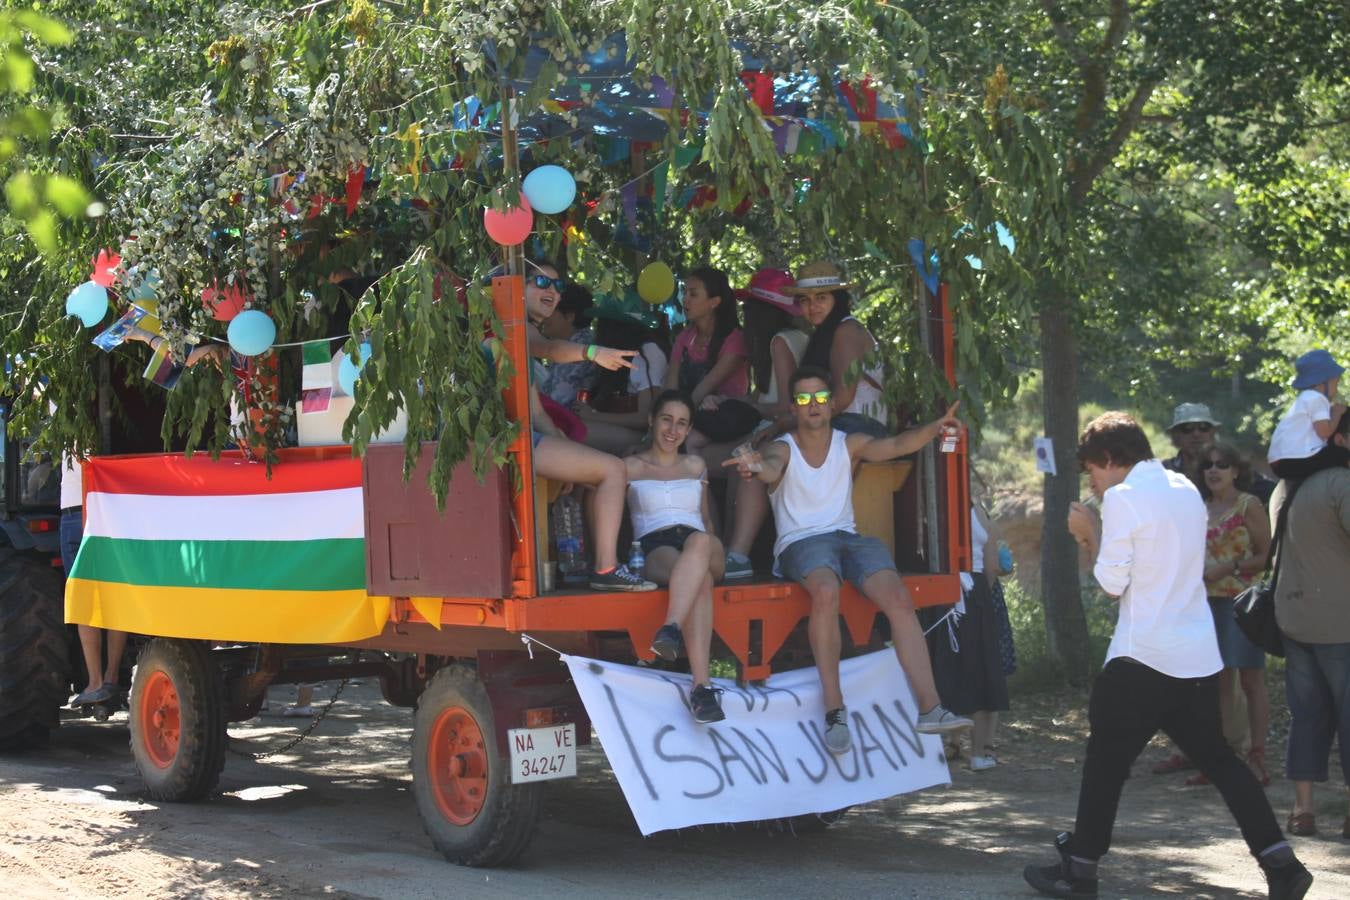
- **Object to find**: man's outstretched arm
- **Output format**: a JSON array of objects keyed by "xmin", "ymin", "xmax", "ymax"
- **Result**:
[{"xmin": 854, "ymin": 402, "xmax": 963, "ymax": 463}]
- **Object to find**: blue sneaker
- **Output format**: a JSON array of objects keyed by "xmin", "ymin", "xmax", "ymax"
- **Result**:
[{"xmin": 724, "ymin": 554, "xmax": 753, "ymax": 580}]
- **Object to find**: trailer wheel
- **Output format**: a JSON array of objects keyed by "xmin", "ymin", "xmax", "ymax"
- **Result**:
[
  {"xmin": 411, "ymin": 665, "xmax": 540, "ymax": 867},
  {"xmin": 129, "ymin": 639, "xmax": 226, "ymax": 801},
  {"xmin": 0, "ymin": 549, "xmax": 69, "ymax": 751}
]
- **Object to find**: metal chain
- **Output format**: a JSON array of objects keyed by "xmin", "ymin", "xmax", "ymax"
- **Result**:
[{"xmin": 227, "ymin": 677, "xmax": 351, "ymax": 760}]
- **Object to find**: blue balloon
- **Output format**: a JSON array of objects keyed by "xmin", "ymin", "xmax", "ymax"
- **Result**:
[
  {"xmin": 226, "ymin": 309, "xmax": 276, "ymax": 356},
  {"xmin": 338, "ymin": 341, "xmax": 372, "ymax": 396},
  {"xmin": 522, "ymin": 165, "xmax": 576, "ymax": 215},
  {"xmin": 127, "ymin": 269, "xmax": 161, "ymax": 302},
  {"xmin": 65, "ymin": 281, "xmax": 108, "ymax": 328}
]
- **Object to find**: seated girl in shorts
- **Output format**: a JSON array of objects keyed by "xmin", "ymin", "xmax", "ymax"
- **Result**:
[{"xmin": 623, "ymin": 390, "xmax": 727, "ymax": 724}]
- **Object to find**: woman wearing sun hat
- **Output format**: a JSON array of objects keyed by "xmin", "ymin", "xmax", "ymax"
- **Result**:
[{"xmin": 785, "ymin": 260, "xmax": 888, "ymax": 437}]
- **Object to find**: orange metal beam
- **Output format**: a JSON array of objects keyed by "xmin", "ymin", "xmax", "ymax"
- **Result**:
[
  {"xmin": 938, "ymin": 283, "xmax": 972, "ymax": 575},
  {"xmin": 491, "ymin": 274, "xmax": 539, "ymax": 598}
]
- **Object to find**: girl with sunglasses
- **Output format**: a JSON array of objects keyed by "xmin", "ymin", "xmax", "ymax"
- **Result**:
[
  {"xmin": 1191, "ymin": 442, "xmax": 1273, "ymax": 786},
  {"xmin": 522, "ymin": 260, "xmax": 636, "ymax": 374},
  {"xmin": 623, "ymin": 390, "xmax": 726, "ymax": 723}
]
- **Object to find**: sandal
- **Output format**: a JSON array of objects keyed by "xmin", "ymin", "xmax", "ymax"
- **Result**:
[
  {"xmin": 1246, "ymin": 747, "xmax": 1272, "ymax": 787},
  {"xmin": 1286, "ymin": 812, "xmax": 1316, "ymax": 836},
  {"xmin": 1153, "ymin": 753, "xmax": 1194, "ymax": 775},
  {"xmin": 1184, "ymin": 771, "xmax": 1210, "ymax": 786}
]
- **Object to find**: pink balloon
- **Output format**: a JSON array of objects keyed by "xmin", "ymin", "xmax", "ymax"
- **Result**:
[
  {"xmin": 90, "ymin": 249, "xmax": 121, "ymax": 287},
  {"xmin": 483, "ymin": 196, "xmax": 534, "ymax": 246},
  {"xmin": 201, "ymin": 278, "xmax": 250, "ymax": 322}
]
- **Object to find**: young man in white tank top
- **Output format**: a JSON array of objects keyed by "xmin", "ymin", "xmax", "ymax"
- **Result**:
[{"xmin": 724, "ymin": 366, "xmax": 972, "ymax": 754}]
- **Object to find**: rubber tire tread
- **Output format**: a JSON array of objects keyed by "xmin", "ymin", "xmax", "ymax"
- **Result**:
[
  {"xmin": 129, "ymin": 638, "xmax": 226, "ymax": 802},
  {"xmin": 411, "ymin": 665, "xmax": 541, "ymax": 867},
  {"xmin": 0, "ymin": 550, "xmax": 70, "ymax": 751}
]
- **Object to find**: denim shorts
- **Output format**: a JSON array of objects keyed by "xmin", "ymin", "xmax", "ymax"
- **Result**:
[
  {"xmin": 1208, "ymin": 596, "xmax": 1266, "ymax": 669},
  {"xmin": 60, "ymin": 509, "xmax": 83, "ymax": 577},
  {"xmin": 778, "ymin": 530, "xmax": 896, "ymax": 588},
  {"xmin": 1283, "ymin": 637, "xmax": 1350, "ymax": 783},
  {"xmin": 639, "ymin": 525, "xmax": 701, "ymax": 556}
]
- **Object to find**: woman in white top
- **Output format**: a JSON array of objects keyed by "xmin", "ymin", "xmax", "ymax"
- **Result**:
[
  {"xmin": 623, "ymin": 390, "xmax": 726, "ymax": 724},
  {"xmin": 785, "ymin": 261, "xmax": 887, "ymax": 437}
]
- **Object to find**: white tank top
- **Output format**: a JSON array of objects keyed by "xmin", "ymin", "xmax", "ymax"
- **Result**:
[
  {"xmin": 760, "ymin": 329, "xmax": 809, "ymax": 406},
  {"xmin": 627, "ymin": 478, "xmax": 704, "ymax": 539},
  {"xmin": 841, "ymin": 317, "xmax": 885, "ymax": 420},
  {"xmin": 769, "ymin": 430, "xmax": 856, "ymax": 562}
]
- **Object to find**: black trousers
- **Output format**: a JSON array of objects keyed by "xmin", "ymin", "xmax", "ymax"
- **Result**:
[{"xmin": 1070, "ymin": 658, "xmax": 1284, "ymax": 861}]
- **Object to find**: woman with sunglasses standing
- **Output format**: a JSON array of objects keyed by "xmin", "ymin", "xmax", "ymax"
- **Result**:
[{"xmin": 1190, "ymin": 442, "xmax": 1273, "ymax": 786}]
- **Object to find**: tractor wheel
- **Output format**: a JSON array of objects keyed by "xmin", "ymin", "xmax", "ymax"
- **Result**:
[
  {"xmin": 129, "ymin": 638, "xmax": 226, "ymax": 801},
  {"xmin": 411, "ymin": 665, "xmax": 541, "ymax": 867},
  {"xmin": 0, "ymin": 549, "xmax": 69, "ymax": 751}
]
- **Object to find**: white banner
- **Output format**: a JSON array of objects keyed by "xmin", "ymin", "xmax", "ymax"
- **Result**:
[{"xmin": 564, "ymin": 648, "xmax": 951, "ymax": 835}]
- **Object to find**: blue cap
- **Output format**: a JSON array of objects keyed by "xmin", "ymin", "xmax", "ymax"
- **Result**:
[{"xmin": 1291, "ymin": 349, "xmax": 1345, "ymax": 390}]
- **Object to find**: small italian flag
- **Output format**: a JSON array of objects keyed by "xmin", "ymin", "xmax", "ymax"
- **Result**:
[
  {"xmin": 301, "ymin": 339, "xmax": 333, "ymax": 413},
  {"xmin": 65, "ymin": 452, "xmax": 389, "ymax": 644}
]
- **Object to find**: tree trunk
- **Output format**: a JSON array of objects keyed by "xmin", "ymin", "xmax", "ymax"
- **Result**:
[{"xmin": 1039, "ymin": 285, "xmax": 1093, "ymax": 683}]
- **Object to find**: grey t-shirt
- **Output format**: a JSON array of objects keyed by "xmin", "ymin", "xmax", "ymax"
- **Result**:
[{"xmin": 1275, "ymin": 466, "xmax": 1350, "ymax": 644}]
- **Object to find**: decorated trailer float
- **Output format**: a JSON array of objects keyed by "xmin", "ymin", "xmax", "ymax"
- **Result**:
[{"xmin": 63, "ymin": 275, "xmax": 972, "ymax": 866}]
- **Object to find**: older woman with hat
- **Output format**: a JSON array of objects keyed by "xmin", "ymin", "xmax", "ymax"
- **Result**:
[{"xmin": 785, "ymin": 261, "xmax": 888, "ymax": 437}]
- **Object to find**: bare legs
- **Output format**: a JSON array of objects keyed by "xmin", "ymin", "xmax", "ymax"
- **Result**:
[
  {"xmin": 77, "ymin": 625, "xmax": 127, "ymax": 693},
  {"xmin": 727, "ymin": 476, "xmax": 769, "ymax": 559},
  {"xmin": 860, "ymin": 569, "xmax": 941, "ymax": 712},
  {"xmin": 534, "ymin": 436, "xmax": 626, "ymax": 572},
  {"xmin": 643, "ymin": 533, "xmax": 724, "ymax": 685},
  {"xmin": 971, "ymin": 711, "xmax": 997, "ymax": 758}
]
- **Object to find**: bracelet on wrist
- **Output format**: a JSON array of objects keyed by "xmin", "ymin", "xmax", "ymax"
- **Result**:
[{"xmin": 585, "ymin": 344, "xmax": 597, "ymax": 361}]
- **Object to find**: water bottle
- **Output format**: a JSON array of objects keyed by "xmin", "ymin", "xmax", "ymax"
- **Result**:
[
  {"xmin": 568, "ymin": 495, "xmax": 588, "ymax": 577},
  {"xmin": 551, "ymin": 496, "xmax": 584, "ymax": 581},
  {"xmin": 628, "ymin": 540, "xmax": 645, "ymax": 576}
]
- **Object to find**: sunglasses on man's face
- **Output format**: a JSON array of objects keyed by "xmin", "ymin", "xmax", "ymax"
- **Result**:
[
  {"xmin": 1200, "ymin": 460, "xmax": 1232, "ymax": 471},
  {"xmin": 530, "ymin": 274, "xmax": 566, "ymax": 292},
  {"xmin": 1176, "ymin": 423, "xmax": 1213, "ymax": 435},
  {"xmin": 793, "ymin": 390, "xmax": 832, "ymax": 406}
]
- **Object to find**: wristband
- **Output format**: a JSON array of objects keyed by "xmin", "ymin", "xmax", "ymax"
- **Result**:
[{"xmin": 585, "ymin": 344, "xmax": 597, "ymax": 361}]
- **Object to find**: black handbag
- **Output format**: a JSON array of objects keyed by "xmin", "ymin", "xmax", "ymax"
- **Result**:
[{"xmin": 1231, "ymin": 481, "xmax": 1302, "ymax": 659}]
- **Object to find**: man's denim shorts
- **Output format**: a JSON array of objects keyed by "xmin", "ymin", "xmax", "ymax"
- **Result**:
[{"xmin": 777, "ymin": 529, "xmax": 896, "ymax": 588}]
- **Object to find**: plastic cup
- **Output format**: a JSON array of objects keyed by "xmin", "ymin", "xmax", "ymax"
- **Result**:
[{"xmin": 732, "ymin": 441, "xmax": 763, "ymax": 472}]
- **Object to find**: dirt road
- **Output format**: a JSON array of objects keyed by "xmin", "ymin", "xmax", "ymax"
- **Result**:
[{"xmin": 1, "ymin": 682, "xmax": 1345, "ymax": 899}]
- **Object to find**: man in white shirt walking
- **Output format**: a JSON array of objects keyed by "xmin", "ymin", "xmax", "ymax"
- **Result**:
[
  {"xmin": 1023, "ymin": 412, "xmax": 1312, "ymax": 900},
  {"xmin": 725, "ymin": 366, "xmax": 972, "ymax": 755}
]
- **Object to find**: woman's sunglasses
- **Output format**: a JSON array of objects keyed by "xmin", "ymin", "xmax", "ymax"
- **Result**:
[
  {"xmin": 793, "ymin": 390, "xmax": 832, "ymax": 406},
  {"xmin": 1200, "ymin": 460, "xmax": 1232, "ymax": 471},
  {"xmin": 530, "ymin": 274, "xmax": 566, "ymax": 292}
]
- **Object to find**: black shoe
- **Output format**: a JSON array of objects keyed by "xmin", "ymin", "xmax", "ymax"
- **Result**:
[
  {"xmin": 650, "ymin": 623, "xmax": 684, "ymax": 661},
  {"xmin": 589, "ymin": 565, "xmax": 657, "ymax": 592},
  {"xmin": 1023, "ymin": 833, "xmax": 1098, "ymax": 898},
  {"xmin": 1263, "ymin": 858, "xmax": 1313, "ymax": 900},
  {"xmin": 689, "ymin": 684, "xmax": 725, "ymax": 724}
]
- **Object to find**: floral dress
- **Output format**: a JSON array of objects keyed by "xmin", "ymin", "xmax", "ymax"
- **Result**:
[{"xmin": 1205, "ymin": 493, "xmax": 1254, "ymax": 599}]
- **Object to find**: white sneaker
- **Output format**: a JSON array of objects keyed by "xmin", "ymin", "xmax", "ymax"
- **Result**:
[
  {"xmin": 916, "ymin": 704, "xmax": 973, "ymax": 734},
  {"xmin": 968, "ymin": 754, "xmax": 998, "ymax": 771}
]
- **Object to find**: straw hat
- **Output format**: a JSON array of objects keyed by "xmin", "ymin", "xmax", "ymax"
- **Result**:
[
  {"xmin": 783, "ymin": 260, "xmax": 856, "ymax": 295},
  {"xmin": 734, "ymin": 268, "xmax": 801, "ymax": 315}
]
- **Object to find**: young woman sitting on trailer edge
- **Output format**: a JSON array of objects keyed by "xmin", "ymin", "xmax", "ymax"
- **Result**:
[{"xmin": 623, "ymin": 390, "xmax": 726, "ymax": 724}]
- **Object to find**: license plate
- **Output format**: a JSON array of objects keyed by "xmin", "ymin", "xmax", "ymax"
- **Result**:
[{"xmin": 507, "ymin": 723, "xmax": 577, "ymax": 784}]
